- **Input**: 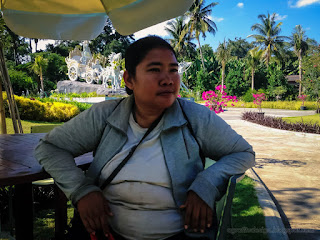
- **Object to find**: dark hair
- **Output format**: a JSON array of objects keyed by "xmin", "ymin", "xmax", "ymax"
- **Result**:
[{"xmin": 124, "ymin": 36, "xmax": 177, "ymax": 95}]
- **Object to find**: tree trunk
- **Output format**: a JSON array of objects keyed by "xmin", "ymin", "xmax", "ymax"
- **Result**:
[
  {"xmin": 251, "ymin": 68, "xmax": 255, "ymax": 90},
  {"xmin": 221, "ymin": 61, "xmax": 225, "ymax": 89},
  {"xmin": 197, "ymin": 37, "xmax": 206, "ymax": 70},
  {"xmin": 298, "ymin": 49, "xmax": 302, "ymax": 96},
  {"xmin": 35, "ymin": 39, "xmax": 38, "ymax": 52},
  {"xmin": 40, "ymin": 68, "xmax": 44, "ymax": 92}
]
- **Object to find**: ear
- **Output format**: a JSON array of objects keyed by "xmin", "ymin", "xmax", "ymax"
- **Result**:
[{"xmin": 123, "ymin": 70, "xmax": 134, "ymax": 91}]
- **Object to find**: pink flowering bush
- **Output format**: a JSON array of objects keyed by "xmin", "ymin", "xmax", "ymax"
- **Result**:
[
  {"xmin": 202, "ymin": 85, "xmax": 238, "ymax": 114},
  {"xmin": 253, "ymin": 93, "xmax": 266, "ymax": 112},
  {"xmin": 298, "ymin": 95, "xmax": 307, "ymax": 106}
]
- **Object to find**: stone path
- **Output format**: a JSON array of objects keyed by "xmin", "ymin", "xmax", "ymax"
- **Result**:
[{"xmin": 218, "ymin": 108, "xmax": 320, "ymax": 239}]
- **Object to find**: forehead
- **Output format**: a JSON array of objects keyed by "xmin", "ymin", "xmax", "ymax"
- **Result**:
[{"xmin": 141, "ymin": 48, "xmax": 177, "ymax": 64}]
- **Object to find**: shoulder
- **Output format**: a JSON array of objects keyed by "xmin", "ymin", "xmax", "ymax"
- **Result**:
[{"xmin": 178, "ymin": 98, "xmax": 214, "ymax": 119}]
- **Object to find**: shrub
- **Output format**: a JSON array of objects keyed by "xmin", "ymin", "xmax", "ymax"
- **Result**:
[
  {"xmin": 242, "ymin": 111, "xmax": 320, "ymax": 134},
  {"xmin": 227, "ymin": 101, "xmax": 318, "ymax": 110},
  {"xmin": 2, "ymin": 92, "xmax": 80, "ymax": 122}
]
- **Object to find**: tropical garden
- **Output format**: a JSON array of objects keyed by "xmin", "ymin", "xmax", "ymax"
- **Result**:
[{"xmin": 0, "ymin": 0, "xmax": 319, "ymax": 239}]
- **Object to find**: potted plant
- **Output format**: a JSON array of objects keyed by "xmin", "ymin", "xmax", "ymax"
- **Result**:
[
  {"xmin": 298, "ymin": 94, "xmax": 307, "ymax": 110},
  {"xmin": 202, "ymin": 85, "xmax": 238, "ymax": 114},
  {"xmin": 253, "ymin": 93, "xmax": 266, "ymax": 116}
]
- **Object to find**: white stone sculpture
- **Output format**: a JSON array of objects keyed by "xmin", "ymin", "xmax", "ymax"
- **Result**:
[
  {"xmin": 178, "ymin": 61, "xmax": 192, "ymax": 92},
  {"xmin": 65, "ymin": 41, "xmax": 124, "ymax": 90}
]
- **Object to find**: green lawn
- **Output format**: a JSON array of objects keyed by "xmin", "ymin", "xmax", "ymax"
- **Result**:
[
  {"xmin": 3, "ymin": 118, "xmax": 63, "ymax": 134},
  {"xmin": 282, "ymin": 114, "xmax": 320, "ymax": 125},
  {"xmin": 231, "ymin": 176, "xmax": 268, "ymax": 240}
]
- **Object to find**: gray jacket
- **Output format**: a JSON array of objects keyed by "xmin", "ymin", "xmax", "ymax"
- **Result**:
[{"xmin": 35, "ymin": 95, "xmax": 255, "ymax": 226}]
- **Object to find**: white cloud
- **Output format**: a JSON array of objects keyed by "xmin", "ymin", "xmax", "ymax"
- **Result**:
[
  {"xmin": 133, "ymin": 20, "xmax": 171, "ymax": 39},
  {"xmin": 274, "ymin": 13, "xmax": 288, "ymax": 21},
  {"xmin": 237, "ymin": 2, "xmax": 244, "ymax": 8},
  {"xmin": 211, "ymin": 16, "xmax": 224, "ymax": 22},
  {"xmin": 289, "ymin": 0, "xmax": 320, "ymax": 8}
]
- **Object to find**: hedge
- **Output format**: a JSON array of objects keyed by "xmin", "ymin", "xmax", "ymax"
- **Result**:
[
  {"xmin": 226, "ymin": 101, "xmax": 318, "ymax": 110},
  {"xmin": 2, "ymin": 92, "xmax": 80, "ymax": 122}
]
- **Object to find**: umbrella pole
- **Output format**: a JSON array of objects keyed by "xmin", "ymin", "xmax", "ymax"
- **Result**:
[
  {"xmin": 0, "ymin": 43, "xmax": 23, "ymax": 134},
  {"xmin": 0, "ymin": 75, "xmax": 7, "ymax": 134}
]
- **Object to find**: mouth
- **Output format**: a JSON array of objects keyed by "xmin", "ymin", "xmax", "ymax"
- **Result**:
[{"xmin": 157, "ymin": 91, "xmax": 175, "ymax": 96}]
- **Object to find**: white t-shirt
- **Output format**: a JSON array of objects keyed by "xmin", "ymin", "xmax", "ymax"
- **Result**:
[{"xmin": 100, "ymin": 113, "xmax": 183, "ymax": 240}]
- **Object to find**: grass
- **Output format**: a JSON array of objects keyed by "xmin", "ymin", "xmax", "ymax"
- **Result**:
[
  {"xmin": 33, "ymin": 201, "xmax": 75, "ymax": 240},
  {"xmin": 282, "ymin": 114, "xmax": 320, "ymax": 125},
  {"xmin": 3, "ymin": 118, "xmax": 63, "ymax": 134},
  {"xmin": 230, "ymin": 176, "xmax": 268, "ymax": 240}
]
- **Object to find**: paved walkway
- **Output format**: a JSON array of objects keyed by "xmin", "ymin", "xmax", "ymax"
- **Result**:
[{"xmin": 219, "ymin": 108, "xmax": 320, "ymax": 240}]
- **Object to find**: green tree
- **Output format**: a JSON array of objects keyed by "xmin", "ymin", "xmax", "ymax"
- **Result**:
[
  {"xmin": 248, "ymin": 13, "xmax": 289, "ymax": 65},
  {"xmin": 216, "ymin": 40, "xmax": 230, "ymax": 88},
  {"xmin": 225, "ymin": 58, "xmax": 249, "ymax": 97},
  {"xmin": 291, "ymin": 25, "xmax": 316, "ymax": 95},
  {"xmin": 31, "ymin": 55, "xmax": 48, "ymax": 92},
  {"xmin": 183, "ymin": 0, "xmax": 218, "ymax": 69},
  {"xmin": 247, "ymin": 47, "xmax": 263, "ymax": 90},
  {"xmin": 165, "ymin": 16, "xmax": 196, "ymax": 60},
  {"xmin": 228, "ymin": 37, "xmax": 253, "ymax": 59}
]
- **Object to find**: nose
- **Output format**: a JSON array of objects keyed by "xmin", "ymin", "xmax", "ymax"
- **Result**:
[{"xmin": 160, "ymin": 72, "xmax": 174, "ymax": 86}]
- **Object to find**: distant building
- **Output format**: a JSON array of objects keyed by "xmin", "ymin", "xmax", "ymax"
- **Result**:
[{"xmin": 286, "ymin": 75, "xmax": 299, "ymax": 87}]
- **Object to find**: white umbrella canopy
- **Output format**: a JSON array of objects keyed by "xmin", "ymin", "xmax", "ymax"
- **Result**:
[{"xmin": 1, "ymin": 0, "xmax": 193, "ymax": 40}]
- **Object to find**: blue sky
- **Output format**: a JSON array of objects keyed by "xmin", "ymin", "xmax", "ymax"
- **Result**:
[
  {"xmin": 133, "ymin": 0, "xmax": 320, "ymax": 51},
  {"xmin": 37, "ymin": 0, "xmax": 320, "ymax": 52}
]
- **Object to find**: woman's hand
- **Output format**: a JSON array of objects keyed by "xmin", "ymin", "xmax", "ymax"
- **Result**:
[
  {"xmin": 180, "ymin": 191, "xmax": 213, "ymax": 233},
  {"xmin": 77, "ymin": 191, "xmax": 113, "ymax": 237}
]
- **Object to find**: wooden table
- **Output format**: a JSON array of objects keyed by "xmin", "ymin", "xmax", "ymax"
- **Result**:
[{"xmin": 0, "ymin": 133, "xmax": 92, "ymax": 240}]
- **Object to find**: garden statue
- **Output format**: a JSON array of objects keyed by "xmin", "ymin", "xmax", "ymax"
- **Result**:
[
  {"xmin": 65, "ymin": 41, "xmax": 123, "ymax": 90},
  {"xmin": 178, "ymin": 61, "xmax": 192, "ymax": 92}
]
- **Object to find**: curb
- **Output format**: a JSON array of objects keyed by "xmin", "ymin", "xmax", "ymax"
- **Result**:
[{"xmin": 246, "ymin": 169, "xmax": 289, "ymax": 240}]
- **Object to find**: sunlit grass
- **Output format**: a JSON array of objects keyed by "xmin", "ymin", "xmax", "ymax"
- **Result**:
[
  {"xmin": 3, "ymin": 118, "xmax": 62, "ymax": 134},
  {"xmin": 282, "ymin": 114, "xmax": 320, "ymax": 125},
  {"xmin": 231, "ymin": 176, "xmax": 268, "ymax": 240}
]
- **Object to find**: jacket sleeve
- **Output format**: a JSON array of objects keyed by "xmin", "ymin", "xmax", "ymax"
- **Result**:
[
  {"xmin": 187, "ymin": 103, "xmax": 255, "ymax": 209},
  {"xmin": 34, "ymin": 101, "xmax": 117, "ymax": 205}
]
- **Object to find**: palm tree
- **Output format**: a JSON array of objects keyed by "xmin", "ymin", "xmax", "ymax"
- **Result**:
[
  {"xmin": 183, "ymin": 0, "xmax": 218, "ymax": 69},
  {"xmin": 165, "ymin": 16, "xmax": 196, "ymax": 60},
  {"xmin": 247, "ymin": 47, "xmax": 263, "ymax": 90},
  {"xmin": 248, "ymin": 13, "xmax": 289, "ymax": 65},
  {"xmin": 291, "ymin": 25, "xmax": 311, "ymax": 95},
  {"xmin": 216, "ymin": 40, "xmax": 230, "ymax": 88},
  {"xmin": 31, "ymin": 55, "xmax": 48, "ymax": 92}
]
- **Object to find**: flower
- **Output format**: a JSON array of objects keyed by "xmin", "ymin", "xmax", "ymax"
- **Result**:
[
  {"xmin": 298, "ymin": 95, "xmax": 307, "ymax": 106},
  {"xmin": 202, "ymin": 86, "xmax": 238, "ymax": 114},
  {"xmin": 252, "ymin": 93, "xmax": 266, "ymax": 113}
]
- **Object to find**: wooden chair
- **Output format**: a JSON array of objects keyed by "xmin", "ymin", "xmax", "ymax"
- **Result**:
[{"xmin": 31, "ymin": 124, "xmax": 68, "ymax": 240}]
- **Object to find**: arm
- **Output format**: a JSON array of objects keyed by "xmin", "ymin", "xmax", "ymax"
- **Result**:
[
  {"xmin": 34, "ymin": 100, "xmax": 120, "ymax": 204},
  {"xmin": 180, "ymin": 102, "xmax": 255, "ymax": 232},
  {"xmin": 188, "ymin": 109, "xmax": 255, "ymax": 208}
]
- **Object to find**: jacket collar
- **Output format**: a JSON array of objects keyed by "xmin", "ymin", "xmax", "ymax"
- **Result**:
[{"xmin": 106, "ymin": 95, "xmax": 187, "ymax": 133}]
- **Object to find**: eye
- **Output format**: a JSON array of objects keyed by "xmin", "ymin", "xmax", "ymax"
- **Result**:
[
  {"xmin": 148, "ymin": 68, "xmax": 160, "ymax": 72},
  {"xmin": 170, "ymin": 68, "xmax": 178, "ymax": 73}
]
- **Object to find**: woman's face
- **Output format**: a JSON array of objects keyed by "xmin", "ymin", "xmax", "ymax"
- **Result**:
[{"xmin": 125, "ymin": 48, "xmax": 180, "ymax": 112}]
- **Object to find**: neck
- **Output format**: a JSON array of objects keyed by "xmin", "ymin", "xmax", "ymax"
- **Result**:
[{"xmin": 133, "ymin": 104, "xmax": 164, "ymax": 128}]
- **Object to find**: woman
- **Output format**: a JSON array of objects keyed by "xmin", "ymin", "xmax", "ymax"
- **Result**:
[{"xmin": 35, "ymin": 36, "xmax": 255, "ymax": 240}]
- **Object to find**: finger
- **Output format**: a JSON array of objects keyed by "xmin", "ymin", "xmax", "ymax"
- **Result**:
[
  {"xmin": 206, "ymin": 206, "xmax": 213, "ymax": 228},
  {"xmin": 83, "ymin": 218, "xmax": 95, "ymax": 235},
  {"xmin": 184, "ymin": 204, "xmax": 192, "ymax": 230},
  {"xmin": 190, "ymin": 205, "xmax": 200, "ymax": 232},
  {"xmin": 199, "ymin": 206, "xmax": 207, "ymax": 233},
  {"xmin": 100, "ymin": 215, "xmax": 110, "ymax": 237},
  {"xmin": 87, "ymin": 217, "xmax": 99, "ymax": 233}
]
